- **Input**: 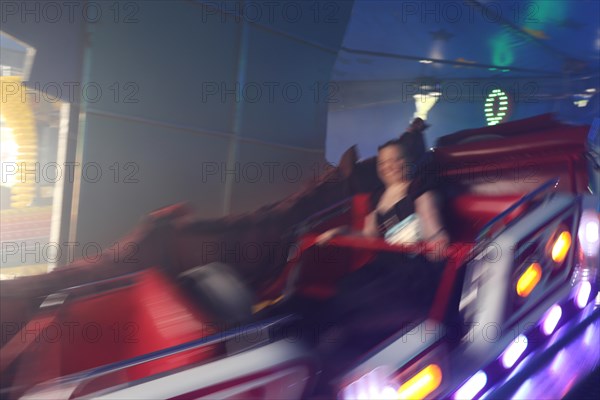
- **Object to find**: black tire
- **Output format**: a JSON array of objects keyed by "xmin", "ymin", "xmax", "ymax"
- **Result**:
[{"xmin": 179, "ymin": 262, "xmax": 255, "ymax": 327}]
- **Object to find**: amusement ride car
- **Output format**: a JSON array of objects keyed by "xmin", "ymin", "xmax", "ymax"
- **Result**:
[{"xmin": 1, "ymin": 114, "xmax": 598, "ymax": 399}]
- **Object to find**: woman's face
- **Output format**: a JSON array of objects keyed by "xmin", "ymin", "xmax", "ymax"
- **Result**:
[{"xmin": 377, "ymin": 144, "xmax": 408, "ymax": 186}]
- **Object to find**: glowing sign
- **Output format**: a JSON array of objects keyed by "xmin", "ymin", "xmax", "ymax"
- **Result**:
[{"xmin": 485, "ymin": 89, "xmax": 510, "ymax": 126}]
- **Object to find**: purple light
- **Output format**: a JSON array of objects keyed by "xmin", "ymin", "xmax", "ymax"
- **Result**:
[
  {"xmin": 380, "ymin": 386, "xmax": 399, "ymax": 400},
  {"xmin": 541, "ymin": 305, "xmax": 562, "ymax": 336},
  {"xmin": 343, "ymin": 381, "xmax": 358, "ymax": 399},
  {"xmin": 550, "ymin": 350, "xmax": 567, "ymax": 373},
  {"xmin": 511, "ymin": 319, "xmax": 600, "ymax": 399},
  {"xmin": 511, "ymin": 379, "xmax": 534, "ymax": 399},
  {"xmin": 575, "ymin": 281, "xmax": 592, "ymax": 309},
  {"xmin": 583, "ymin": 324, "xmax": 594, "ymax": 346},
  {"xmin": 342, "ymin": 367, "xmax": 396, "ymax": 400},
  {"xmin": 454, "ymin": 370, "xmax": 487, "ymax": 399},
  {"xmin": 501, "ymin": 335, "xmax": 528, "ymax": 369},
  {"xmin": 578, "ymin": 210, "xmax": 599, "ymax": 257},
  {"xmin": 357, "ymin": 375, "xmax": 369, "ymax": 399}
]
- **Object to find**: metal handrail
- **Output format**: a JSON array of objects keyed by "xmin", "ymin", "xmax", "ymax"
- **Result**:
[
  {"xmin": 293, "ymin": 196, "xmax": 353, "ymax": 236},
  {"xmin": 52, "ymin": 271, "xmax": 141, "ymax": 297},
  {"xmin": 22, "ymin": 314, "xmax": 296, "ymax": 396},
  {"xmin": 475, "ymin": 177, "xmax": 561, "ymax": 243}
]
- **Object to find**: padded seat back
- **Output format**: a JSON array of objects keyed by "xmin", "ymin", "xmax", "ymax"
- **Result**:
[
  {"xmin": 9, "ymin": 269, "xmax": 219, "ymax": 395},
  {"xmin": 446, "ymin": 193, "xmax": 526, "ymax": 242},
  {"xmin": 350, "ymin": 193, "xmax": 372, "ymax": 230}
]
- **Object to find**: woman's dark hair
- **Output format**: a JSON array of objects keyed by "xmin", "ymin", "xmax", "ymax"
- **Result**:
[
  {"xmin": 377, "ymin": 139, "xmax": 415, "ymax": 163},
  {"xmin": 377, "ymin": 138, "xmax": 405, "ymax": 153}
]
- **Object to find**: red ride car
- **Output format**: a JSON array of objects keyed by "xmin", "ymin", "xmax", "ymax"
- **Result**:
[{"xmin": 1, "ymin": 113, "xmax": 598, "ymax": 399}]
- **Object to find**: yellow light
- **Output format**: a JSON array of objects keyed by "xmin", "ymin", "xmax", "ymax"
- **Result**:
[
  {"xmin": 0, "ymin": 122, "xmax": 19, "ymax": 187},
  {"xmin": 397, "ymin": 364, "xmax": 442, "ymax": 400},
  {"xmin": 516, "ymin": 263, "xmax": 542, "ymax": 297},
  {"xmin": 551, "ymin": 231, "xmax": 571, "ymax": 263}
]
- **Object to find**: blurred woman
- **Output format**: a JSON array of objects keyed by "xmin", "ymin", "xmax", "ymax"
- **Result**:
[
  {"xmin": 317, "ymin": 138, "xmax": 448, "ymax": 253},
  {"xmin": 314, "ymin": 139, "xmax": 450, "ymax": 365}
]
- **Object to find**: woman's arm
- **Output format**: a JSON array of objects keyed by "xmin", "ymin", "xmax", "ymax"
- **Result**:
[
  {"xmin": 415, "ymin": 191, "xmax": 450, "ymax": 261},
  {"xmin": 316, "ymin": 211, "xmax": 380, "ymax": 245},
  {"xmin": 315, "ymin": 226, "xmax": 350, "ymax": 245},
  {"xmin": 362, "ymin": 211, "xmax": 380, "ymax": 237}
]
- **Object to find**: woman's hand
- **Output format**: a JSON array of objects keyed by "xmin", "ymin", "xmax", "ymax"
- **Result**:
[{"xmin": 316, "ymin": 226, "xmax": 348, "ymax": 246}]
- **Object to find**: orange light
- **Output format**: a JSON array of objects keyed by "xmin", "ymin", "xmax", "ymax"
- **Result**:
[
  {"xmin": 551, "ymin": 231, "xmax": 571, "ymax": 264},
  {"xmin": 397, "ymin": 364, "xmax": 442, "ymax": 400},
  {"xmin": 516, "ymin": 263, "xmax": 542, "ymax": 297}
]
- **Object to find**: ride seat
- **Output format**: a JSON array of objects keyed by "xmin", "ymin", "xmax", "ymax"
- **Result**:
[
  {"xmin": 7, "ymin": 269, "xmax": 219, "ymax": 396},
  {"xmin": 446, "ymin": 193, "xmax": 527, "ymax": 241}
]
